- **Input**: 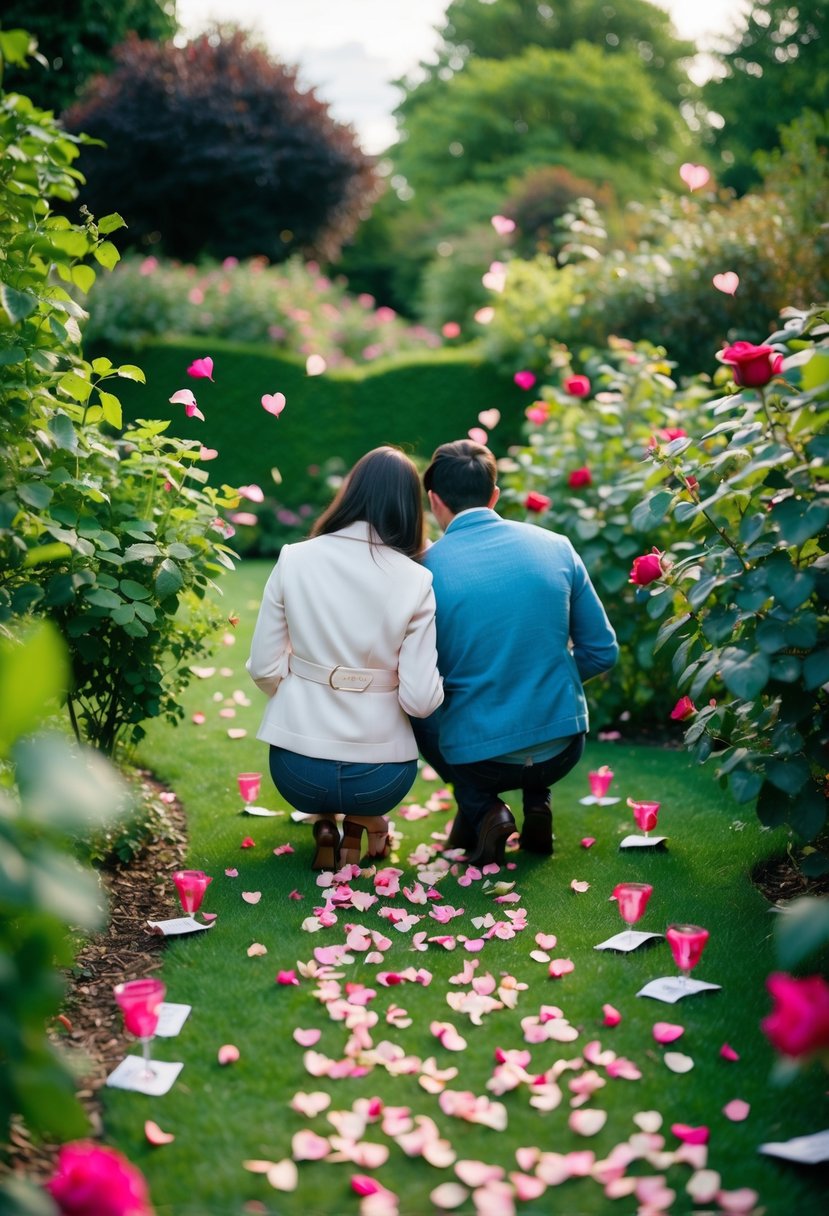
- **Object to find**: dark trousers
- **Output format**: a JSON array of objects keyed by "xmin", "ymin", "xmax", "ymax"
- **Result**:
[{"xmin": 412, "ymin": 717, "xmax": 585, "ymax": 831}]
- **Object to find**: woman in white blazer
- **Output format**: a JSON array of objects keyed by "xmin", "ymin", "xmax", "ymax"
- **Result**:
[{"xmin": 247, "ymin": 446, "xmax": 444, "ymax": 869}]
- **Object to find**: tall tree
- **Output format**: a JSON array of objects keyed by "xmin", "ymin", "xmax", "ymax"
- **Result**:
[
  {"xmin": 705, "ymin": 0, "xmax": 829, "ymax": 192},
  {"xmin": 63, "ymin": 29, "xmax": 378, "ymax": 263},
  {"xmin": 0, "ymin": 0, "xmax": 177, "ymax": 114}
]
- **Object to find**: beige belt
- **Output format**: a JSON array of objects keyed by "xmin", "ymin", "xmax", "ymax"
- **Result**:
[{"xmin": 288, "ymin": 653, "xmax": 399, "ymax": 693}]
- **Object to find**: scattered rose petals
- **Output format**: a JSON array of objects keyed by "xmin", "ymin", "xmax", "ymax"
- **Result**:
[
  {"xmin": 291, "ymin": 1129, "xmax": 329, "ymax": 1161},
  {"xmin": 242, "ymin": 891, "xmax": 261, "ymax": 904},
  {"xmin": 602, "ymin": 1004, "xmax": 622, "ymax": 1027},
  {"xmin": 454, "ymin": 1161, "xmax": 505, "ymax": 1188},
  {"xmin": 653, "ymin": 1022, "xmax": 684, "ymax": 1044},
  {"xmin": 664, "ymin": 1051, "xmax": 694, "ymax": 1073},
  {"xmin": 247, "ymin": 942, "xmax": 267, "ymax": 957},
  {"xmin": 218, "ymin": 1044, "xmax": 240, "ymax": 1065},
  {"xmin": 144, "ymin": 1120, "xmax": 175, "ymax": 1145},
  {"xmin": 431, "ymin": 1182, "xmax": 468, "ymax": 1209},
  {"xmin": 723, "ymin": 1099, "xmax": 750, "ymax": 1122},
  {"xmin": 720, "ymin": 1042, "xmax": 740, "ymax": 1061}
]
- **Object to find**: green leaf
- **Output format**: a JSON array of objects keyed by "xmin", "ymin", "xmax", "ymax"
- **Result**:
[
  {"xmin": 631, "ymin": 489, "xmax": 673, "ymax": 533},
  {"xmin": 653, "ymin": 612, "xmax": 692, "ymax": 654},
  {"xmin": 799, "ymin": 853, "xmax": 829, "ymax": 878},
  {"xmin": 71, "ymin": 264, "xmax": 96, "ymax": 294},
  {"xmin": 116, "ymin": 364, "xmax": 146, "ymax": 383},
  {"xmin": 756, "ymin": 782, "xmax": 788, "ymax": 830},
  {"xmin": 111, "ymin": 603, "xmax": 136, "ymax": 625},
  {"xmin": 83, "ymin": 588, "xmax": 122, "ymax": 609},
  {"xmin": 57, "ymin": 371, "xmax": 92, "ymax": 404},
  {"xmin": 719, "ymin": 647, "xmax": 770, "ymax": 700},
  {"xmin": 791, "ymin": 787, "xmax": 827, "ymax": 843},
  {"xmin": 91, "ymin": 357, "xmax": 113, "ymax": 374},
  {"xmin": 0, "ymin": 28, "xmax": 35, "ymax": 66},
  {"xmin": 772, "ymin": 498, "xmax": 829, "ymax": 546},
  {"xmin": 803, "ymin": 648, "xmax": 829, "ymax": 691},
  {"xmin": 800, "ymin": 349, "xmax": 829, "ymax": 393},
  {"xmin": 22, "ymin": 542, "xmax": 72, "ymax": 568},
  {"xmin": 729, "ymin": 768, "xmax": 764, "ymax": 804},
  {"xmin": 119, "ymin": 579, "xmax": 151, "ymax": 601},
  {"xmin": 167, "ymin": 542, "xmax": 195, "ymax": 560},
  {"xmin": 97, "ymin": 390, "xmax": 122, "ymax": 429},
  {"xmin": 769, "ymin": 655, "xmax": 801, "ymax": 683},
  {"xmin": 97, "ymin": 213, "xmax": 127, "ymax": 235},
  {"xmin": 701, "ymin": 606, "xmax": 739, "ymax": 645},
  {"xmin": 155, "ymin": 558, "xmax": 184, "ymax": 599},
  {"xmin": 0, "ymin": 345, "xmax": 26, "ymax": 366},
  {"xmin": 48, "ymin": 413, "xmax": 78, "ymax": 452},
  {"xmin": 1, "ymin": 283, "xmax": 38, "ymax": 323},
  {"xmin": 18, "ymin": 482, "xmax": 53, "ymax": 509},
  {"xmin": 775, "ymin": 896, "xmax": 829, "ymax": 968},
  {"xmin": 123, "ymin": 542, "xmax": 161, "ymax": 561},
  {"xmin": 0, "ymin": 622, "xmax": 68, "ymax": 757},
  {"xmin": 93, "ymin": 240, "xmax": 120, "ymax": 270},
  {"xmin": 133, "ymin": 601, "xmax": 157, "ymax": 623},
  {"xmin": 765, "ymin": 756, "xmax": 811, "ymax": 796}
]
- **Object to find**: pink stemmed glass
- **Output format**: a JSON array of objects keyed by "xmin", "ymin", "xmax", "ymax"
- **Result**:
[
  {"xmin": 666, "ymin": 923, "xmax": 709, "ymax": 989},
  {"xmin": 238, "ymin": 772, "xmax": 262, "ymax": 804},
  {"xmin": 114, "ymin": 978, "xmax": 165, "ymax": 1080},
  {"xmin": 627, "ymin": 798, "xmax": 660, "ymax": 837},
  {"xmin": 588, "ymin": 766, "xmax": 614, "ymax": 799},
  {"xmin": 173, "ymin": 869, "xmax": 212, "ymax": 914},
  {"xmin": 613, "ymin": 882, "xmax": 653, "ymax": 947}
]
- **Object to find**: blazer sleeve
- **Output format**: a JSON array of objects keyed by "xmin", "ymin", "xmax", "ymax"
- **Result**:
[
  {"xmin": 396, "ymin": 573, "xmax": 444, "ymax": 719},
  {"xmin": 568, "ymin": 545, "xmax": 619, "ymax": 683},
  {"xmin": 246, "ymin": 551, "xmax": 291, "ymax": 697}
]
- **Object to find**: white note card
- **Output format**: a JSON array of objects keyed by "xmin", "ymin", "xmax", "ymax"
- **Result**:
[
  {"xmin": 154, "ymin": 1002, "xmax": 192, "ymax": 1038},
  {"xmin": 759, "ymin": 1130, "xmax": 829, "ymax": 1165},
  {"xmin": 147, "ymin": 916, "xmax": 214, "ymax": 936},
  {"xmin": 595, "ymin": 930, "xmax": 664, "ymax": 953},
  {"xmin": 620, "ymin": 834, "xmax": 668, "ymax": 849},
  {"xmin": 106, "ymin": 1056, "xmax": 183, "ymax": 1096},
  {"xmin": 637, "ymin": 976, "xmax": 722, "ymax": 1004},
  {"xmin": 243, "ymin": 805, "xmax": 282, "ymax": 816},
  {"xmin": 579, "ymin": 796, "xmax": 621, "ymax": 806}
]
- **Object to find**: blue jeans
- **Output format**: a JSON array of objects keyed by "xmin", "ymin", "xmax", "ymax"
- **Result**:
[
  {"xmin": 412, "ymin": 717, "xmax": 585, "ymax": 831},
  {"xmin": 269, "ymin": 747, "xmax": 417, "ymax": 818}
]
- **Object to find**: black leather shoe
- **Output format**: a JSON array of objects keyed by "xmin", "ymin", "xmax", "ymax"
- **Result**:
[
  {"xmin": 446, "ymin": 810, "xmax": 476, "ymax": 851},
  {"xmin": 466, "ymin": 802, "xmax": 516, "ymax": 868},
  {"xmin": 520, "ymin": 801, "xmax": 554, "ymax": 855},
  {"xmin": 311, "ymin": 818, "xmax": 340, "ymax": 871}
]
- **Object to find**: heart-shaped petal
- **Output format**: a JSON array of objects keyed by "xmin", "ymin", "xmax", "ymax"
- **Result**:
[
  {"xmin": 671, "ymin": 1123, "xmax": 709, "ymax": 1145},
  {"xmin": 568, "ymin": 1109, "xmax": 607, "ymax": 1137},
  {"xmin": 290, "ymin": 1090, "xmax": 331, "ymax": 1117},
  {"xmin": 535, "ymin": 933, "xmax": 557, "ymax": 950},
  {"xmin": 548, "ymin": 958, "xmax": 575, "ymax": 978},
  {"xmin": 242, "ymin": 890, "xmax": 261, "ymax": 904},
  {"xmin": 291, "ymin": 1129, "xmax": 330, "ymax": 1160},
  {"xmin": 267, "ymin": 1160, "xmax": 298, "ymax": 1191},
  {"xmin": 467, "ymin": 427, "xmax": 488, "ymax": 445},
  {"xmin": 187, "ymin": 356, "xmax": 214, "ymax": 380},
  {"xmin": 478, "ymin": 409, "xmax": 500, "ymax": 430},
  {"xmin": 293, "ymin": 1027, "xmax": 322, "ymax": 1047},
  {"xmin": 679, "ymin": 162, "xmax": 711, "ymax": 191},
  {"xmin": 491, "ymin": 215, "xmax": 516, "ymax": 236},
  {"xmin": 454, "ymin": 1160, "xmax": 504, "ymax": 1187},
  {"xmin": 633, "ymin": 1110, "xmax": 662, "ymax": 1133},
  {"xmin": 247, "ymin": 942, "xmax": 267, "ymax": 956},
  {"xmin": 509, "ymin": 1172, "xmax": 546, "ymax": 1201},
  {"xmin": 713, "ymin": 271, "xmax": 739, "ymax": 295},
  {"xmin": 262, "ymin": 392, "xmax": 286, "ymax": 416}
]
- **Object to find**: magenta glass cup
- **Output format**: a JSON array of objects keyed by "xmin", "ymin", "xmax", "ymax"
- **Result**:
[
  {"xmin": 613, "ymin": 882, "xmax": 653, "ymax": 946},
  {"xmin": 114, "ymin": 978, "xmax": 165, "ymax": 1079},
  {"xmin": 238, "ymin": 772, "xmax": 262, "ymax": 803},
  {"xmin": 588, "ymin": 766, "xmax": 614, "ymax": 798},
  {"xmin": 666, "ymin": 923, "xmax": 709, "ymax": 987},
  {"xmin": 627, "ymin": 798, "xmax": 660, "ymax": 836},
  {"xmin": 173, "ymin": 869, "xmax": 212, "ymax": 914}
]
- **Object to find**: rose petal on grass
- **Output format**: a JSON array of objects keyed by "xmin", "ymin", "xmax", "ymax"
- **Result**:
[
  {"xmin": 535, "ymin": 933, "xmax": 557, "ymax": 950},
  {"xmin": 225, "ymin": 867, "xmax": 238, "ymax": 877},
  {"xmin": 570, "ymin": 880, "xmax": 590, "ymax": 893},
  {"xmin": 430, "ymin": 1182, "xmax": 468, "ymax": 1209},
  {"xmin": 291, "ymin": 1129, "xmax": 330, "ymax": 1160},
  {"xmin": 242, "ymin": 891, "xmax": 261, "ymax": 904},
  {"xmin": 686, "ymin": 1169, "xmax": 721, "ymax": 1204},
  {"xmin": 548, "ymin": 958, "xmax": 575, "ymax": 978},
  {"xmin": 720, "ymin": 1042, "xmax": 740, "ymax": 1061},
  {"xmin": 247, "ymin": 942, "xmax": 268, "ymax": 956},
  {"xmin": 192, "ymin": 712, "xmax": 206, "ymax": 724},
  {"xmin": 664, "ymin": 1051, "xmax": 694, "ymax": 1073},
  {"xmin": 267, "ymin": 1160, "xmax": 298, "ymax": 1191},
  {"xmin": 717, "ymin": 1188, "xmax": 760, "ymax": 1213},
  {"xmin": 671, "ymin": 1123, "xmax": 709, "ymax": 1145},
  {"xmin": 227, "ymin": 728, "xmax": 247, "ymax": 739},
  {"xmin": 293, "ymin": 1028, "xmax": 322, "ymax": 1047},
  {"xmin": 241, "ymin": 837, "xmax": 256, "ymax": 848},
  {"xmin": 144, "ymin": 1120, "xmax": 175, "ymax": 1145},
  {"xmin": 273, "ymin": 844, "xmax": 294, "ymax": 856},
  {"xmin": 530, "ymin": 950, "xmax": 551, "ymax": 963},
  {"xmin": 580, "ymin": 837, "xmax": 596, "ymax": 848},
  {"xmin": 454, "ymin": 1161, "xmax": 505, "ymax": 1188},
  {"xmin": 633, "ymin": 1111, "xmax": 663, "ymax": 1133},
  {"xmin": 509, "ymin": 1173, "xmax": 546, "ymax": 1202},
  {"xmin": 290, "ymin": 1090, "xmax": 331, "ymax": 1116},
  {"xmin": 723, "ymin": 1098, "xmax": 750, "ymax": 1122},
  {"xmin": 276, "ymin": 970, "xmax": 300, "ymax": 986},
  {"xmin": 218, "ymin": 1044, "xmax": 240, "ymax": 1065},
  {"xmin": 602, "ymin": 1004, "xmax": 622, "ymax": 1027},
  {"xmin": 653, "ymin": 1022, "xmax": 684, "ymax": 1044},
  {"xmin": 568, "ymin": 1109, "xmax": 607, "ymax": 1137},
  {"xmin": 200, "ymin": 912, "xmax": 217, "ymax": 922}
]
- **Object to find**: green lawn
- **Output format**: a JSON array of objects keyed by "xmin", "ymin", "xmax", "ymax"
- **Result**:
[{"xmin": 105, "ymin": 560, "xmax": 828, "ymax": 1215}]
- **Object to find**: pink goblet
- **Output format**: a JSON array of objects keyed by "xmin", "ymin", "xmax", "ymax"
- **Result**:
[
  {"xmin": 666, "ymin": 923, "xmax": 709, "ymax": 988},
  {"xmin": 238, "ymin": 772, "xmax": 262, "ymax": 803},
  {"xmin": 173, "ymin": 869, "xmax": 212, "ymax": 914},
  {"xmin": 627, "ymin": 798, "xmax": 660, "ymax": 836},
  {"xmin": 114, "ymin": 978, "xmax": 165, "ymax": 1079},
  {"xmin": 613, "ymin": 882, "xmax": 653, "ymax": 946},
  {"xmin": 588, "ymin": 766, "xmax": 614, "ymax": 798}
]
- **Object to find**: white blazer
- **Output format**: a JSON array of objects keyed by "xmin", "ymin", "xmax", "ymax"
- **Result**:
[{"xmin": 246, "ymin": 522, "xmax": 444, "ymax": 762}]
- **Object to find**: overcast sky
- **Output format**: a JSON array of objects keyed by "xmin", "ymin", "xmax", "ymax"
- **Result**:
[{"xmin": 176, "ymin": 0, "xmax": 751, "ymax": 152}]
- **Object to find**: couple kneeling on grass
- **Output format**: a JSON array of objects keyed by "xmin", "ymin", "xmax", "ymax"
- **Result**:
[{"xmin": 246, "ymin": 439, "xmax": 618, "ymax": 870}]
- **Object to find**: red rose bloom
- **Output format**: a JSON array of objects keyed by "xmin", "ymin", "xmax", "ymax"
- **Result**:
[
  {"xmin": 564, "ymin": 374, "xmax": 591, "ymax": 397},
  {"xmin": 670, "ymin": 695, "xmax": 696, "ymax": 721},
  {"xmin": 568, "ymin": 467, "xmax": 592, "ymax": 489},
  {"xmin": 762, "ymin": 972, "xmax": 829, "ymax": 1058},
  {"xmin": 525, "ymin": 491, "xmax": 551, "ymax": 513},
  {"xmin": 719, "ymin": 341, "xmax": 784, "ymax": 388},
  {"xmin": 47, "ymin": 1142, "xmax": 154, "ymax": 1216},
  {"xmin": 629, "ymin": 548, "xmax": 664, "ymax": 585}
]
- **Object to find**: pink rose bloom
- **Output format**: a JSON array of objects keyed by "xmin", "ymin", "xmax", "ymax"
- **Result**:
[
  {"xmin": 46, "ymin": 1142, "xmax": 154, "ymax": 1216},
  {"xmin": 514, "ymin": 370, "xmax": 537, "ymax": 390},
  {"xmin": 564, "ymin": 374, "xmax": 591, "ymax": 397},
  {"xmin": 670, "ymin": 695, "xmax": 696, "ymax": 721},
  {"xmin": 719, "ymin": 341, "xmax": 783, "ymax": 388},
  {"xmin": 762, "ymin": 973, "xmax": 829, "ymax": 1058},
  {"xmin": 441, "ymin": 321, "xmax": 461, "ymax": 338},
  {"xmin": 629, "ymin": 548, "xmax": 664, "ymax": 585},
  {"xmin": 525, "ymin": 404, "xmax": 548, "ymax": 425},
  {"xmin": 648, "ymin": 427, "xmax": 688, "ymax": 449},
  {"xmin": 568, "ymin": 466, "xmax": 592, "ymax": 489},
  {"xmin": 525, "ymin": 491, "xmax": 551, "ymax": 513}
]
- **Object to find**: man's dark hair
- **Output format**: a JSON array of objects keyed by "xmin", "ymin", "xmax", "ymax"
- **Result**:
[
  {"xmin": 423, "ymin": 440, "xmax": 497, "ymax": 514},
  {"xmin": 312, "ymin": 446, "xmax": 425, "ymax": 557}
]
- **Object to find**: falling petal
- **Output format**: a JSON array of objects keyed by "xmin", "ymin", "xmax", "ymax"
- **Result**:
[
  {"xmin": 170, "ymin": 388, "xmax": 197, "ymax": 407},
  {"xmin": 478, "ymin": 409, "xmax": 500, "ymax": 429},
  {"xmin": 679, "ymin": 162, "xmax": 711, "ymax": 191},
  {"xmin": 468, "ymin": 427, "xmax": 488, "ymax": 444},
  {"xmin": 187, "ymin": 356, "xmax": 214, "ymax": 380},
  {"xmin": 262, "ymin": 392, "xmax": 287, "ymax": 416},
  {"xmin": 306, "ymin": 354, "xmax": 327, "ymax": 376},
  {"xmin": 713, "ymin": 271, "xmax": 739, "ymax": 295}
]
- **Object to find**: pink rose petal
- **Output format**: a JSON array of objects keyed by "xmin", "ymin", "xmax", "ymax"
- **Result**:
[
  {"xmin": 247, "ymin": 942, "xmax": 268, "ymax": 957},
  {"xmin": 568, "ymin": 1109, "xmax": 607, "ymax": 1137},
  {"xmin": 602, "ymin": 1004, "xmax": 622, "ymax": 1027},
  {"xmin": 671, "ymin": 1124, "xmax": 709, "ymax": 1145},
  {"xmin": 267, "ymin": 1160, "xmax": 298, "ymax": 1192},
  {"xmin": 291, "ymin": 1129, "xmax": 329, "ymax": 1161},
  {"xmin": 717, "ymin": 1188, "xmax": 760, "ymax": 1213},
  {"xmin": 191, "ymin": 712, "xmax": 206, "ymax": 724},
  {"xmin": 218, "ymin": 1043, "xmax": 240, "ymax": 1065},
  {"xmin": 430, "ymin": 1183, "xmax": 468, "ymax": 1210},
  {"xmin": 468, "ymin": 427, "xmax": 488, "ymax": 444},
  {"xmin": 570, "ymin": 879, "xmax": 590, "ymax": 893},
  {"xmin": 686, "ymin": 1169, "xmax": 721, "ymax": 1204},
  {"xmin": 653, "ymin": 1021, "xmax": 684, "ymax": 1044},
  {"xmin": 227, "ymin": 728, "xmax": 247, "ymax": 739},
  {"xmin": 679, "ymin": 162, "xmax": 710, "ymax": 191},
  {"xmin": 580, "ymin": 837, "xmax": 596, "ymax": 848},
  {"xmin": 509, "ymin": 1173, "xmax": 546, "ymax": 1202},
  {"xmin": 225, "ymin": 867, "xmax": 238, "ymax": 877},
  {"xmin": 535, "ymin": 933, "xmax": 557, "ymax": 950},
  {"xmin": 548, "ymin": 958, "xmax": 575, "ymax": 978},
  {"xmin": 723, "ymin": 1098, "xmax": 750, "ymax": 1122},
  {"xmin": 633, "ymin": 1111, "xmax": 662, "ymax": 1133},
  {"xmin": 720, "ymin": 1042, "xmax": 740, "ymax": 1061},
  {"xmin": 290, "ymin": 1090, "xmax": 331, "ymax": 1117},
  {"xmin": 242, "ymin": 891, "xmax": 261, "ymax": 904},
  {"xmin": 454, "ymin": 1161, "xmax": 504, "ymax": 1188},
  {"xmin": 713, "ymin": 271, "xmax": 739, "ymax": 295},
  {"xmin": 664, "ymin": 1051, "xmax": 694, "ymax": 1073},
  {"xmin": 187, "ymin": 356, "xmax": 214, "ymax": 380},
  {"xmin": 262, "ymin": 392, "xmax": 286, "ymax": 417},
  {"xmin": 144, "ymin": 1119, "xmax": 175, "ymax": 1145}
]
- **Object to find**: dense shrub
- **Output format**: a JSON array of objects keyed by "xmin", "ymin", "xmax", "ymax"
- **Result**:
[
  {"xmin": 63, "ymin": 29, "xmax": 377, "ymax": 263},
  {"xmin": 82, "ymin": 254, "xmax": 443, "ymax": 366}
]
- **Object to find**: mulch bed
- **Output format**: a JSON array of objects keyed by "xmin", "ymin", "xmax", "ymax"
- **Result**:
[{"xmin": 1, "ymin": 773, "xmax": 188, "ymax": 1187}]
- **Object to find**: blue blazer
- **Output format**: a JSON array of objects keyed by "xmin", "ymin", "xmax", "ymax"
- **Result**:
[{"xmin": 422, "ymin": 509, "xmax": 618, "ymax": 764}]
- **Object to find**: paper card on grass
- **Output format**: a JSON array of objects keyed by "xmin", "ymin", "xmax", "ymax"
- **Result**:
[
  {"xmin": 154, "ymin": 1002, "xmax": 191, "ymax": 1038},
  {"xmin": 637, "ymin": 976, "xmax": 722, "ymax": 1004},
  {"xmin": 620, "ymin": 834, "xmax": 668, "ymax": 849},
  {"xmin": 580, "ymin": 795, "xmax": 620, "ymax": 806},
  {"xmin": 106, "ymin": 1056, "xmax": 183, "ymax": 1096},
  {"xmin": 759, "ymin": 1130, "xmax": 829, "ymax": 1165},
  {"xmin": 595, "ymin": 930, "xmax": 663, "ymax": 953},
  {"xmin": 147, "ymin": 915, "xmax": 214, "ymax": 936},
  {"xmin": 290, "ymin": 810, "xmax": 314, "ymax": 823},
  {"xmin": 242, "ymin": 805, "xmax": 283, "ymax": 817}
]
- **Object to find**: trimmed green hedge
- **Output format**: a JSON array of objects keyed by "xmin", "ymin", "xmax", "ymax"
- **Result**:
[{"xmin": 104, "ymin": 338, "xmax": 526, "ymax": 502}]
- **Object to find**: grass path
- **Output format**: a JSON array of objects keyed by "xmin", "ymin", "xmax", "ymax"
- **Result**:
[{"xmin": 105, "ymin": 561, "xmax": 827, "ymax": 1215}]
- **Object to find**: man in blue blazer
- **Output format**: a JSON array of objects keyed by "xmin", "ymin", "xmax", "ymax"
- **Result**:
[{"xmin": 416, "ymin": 439, "xmax": 619, "ymax": 867}]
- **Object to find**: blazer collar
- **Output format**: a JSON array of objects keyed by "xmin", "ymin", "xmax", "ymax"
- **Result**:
[{"xmin": 444, "ymin": 508, "xmax": 499, "ymax": 535}]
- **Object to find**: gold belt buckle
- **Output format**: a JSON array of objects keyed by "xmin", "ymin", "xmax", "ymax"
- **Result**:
[{"xmin": 328, "ymin": 665, "xmax": 372, "ymax": 692}]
